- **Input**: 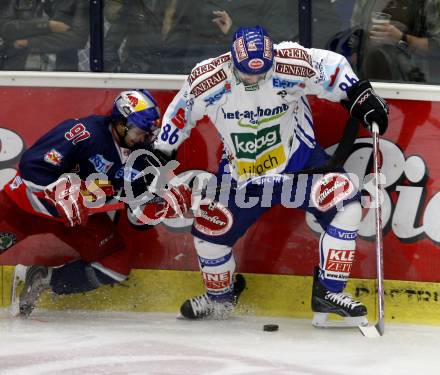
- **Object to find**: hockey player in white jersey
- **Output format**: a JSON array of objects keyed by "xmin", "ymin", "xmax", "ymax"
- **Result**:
[{"xmin": 154, "ymin": 26, "xmax": 388, "ymax": 326}]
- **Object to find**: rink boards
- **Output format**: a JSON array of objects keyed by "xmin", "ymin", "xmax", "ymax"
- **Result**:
[
  {"xmin": 2, "ymin": 266, "xmax": 440, "ymax": 325},
  {"xmin": 0, "ymin": 74, "xmax": 440, "ymax": 324}
]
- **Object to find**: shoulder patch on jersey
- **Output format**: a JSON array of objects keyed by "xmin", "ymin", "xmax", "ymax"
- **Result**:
[
  {"xmin": 190, "ymin": 69, "xmax": 227, "ymax": 98},
  {"xmin": 275, "ymin": 62, "xmax": 316, "ymax": 78},
  {"xmin": 275, "ymin": 48, "xmax": 313, "ymax": 67},
  {"xmin": 44, "ymin": 149, "xmax": 63, "ymax": 166},
  {"xmin": 188, "ymin": 54, "xmax": 231, "ymax": 85}
]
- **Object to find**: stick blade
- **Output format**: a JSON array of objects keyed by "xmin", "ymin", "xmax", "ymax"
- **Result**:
[{"xmin": 358, "ymin": 320, "xmax": 384, "ymax": 338}]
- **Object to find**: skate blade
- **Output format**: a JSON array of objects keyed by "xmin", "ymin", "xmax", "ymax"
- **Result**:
[
  {"xmin": 10, "ymin": 265, "xmax": 28, "ymax": 317},
  {"xmin": 312, "ymin": 312, "xmax": 368, "ymax": 328}
]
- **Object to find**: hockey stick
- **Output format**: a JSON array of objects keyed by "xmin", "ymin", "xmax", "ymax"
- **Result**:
[{"xmin": 358, "ymin": 122, "xmax": 385, "ymax": 338}]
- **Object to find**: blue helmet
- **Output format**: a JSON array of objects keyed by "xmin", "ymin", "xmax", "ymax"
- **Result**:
[
  {"xmin": 231, "ymin": 26, "xmax": 274, "ymax": 75},
  {"xmin": 111, "ymin": 89, "xmax": 160, "ymax": 132}
]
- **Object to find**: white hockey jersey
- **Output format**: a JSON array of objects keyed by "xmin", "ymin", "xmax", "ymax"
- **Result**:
[{"xmin": 155, "ymin": 41, "xmax": 359, "ymax": 181}]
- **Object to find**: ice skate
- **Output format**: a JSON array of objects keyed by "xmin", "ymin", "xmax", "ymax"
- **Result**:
[
  {"xmin": 180, "ymin": 274, "xmax": 246, "ymax": 320},
  {"xmin": 18, "ymin": 266, "xmax": 52, "ymax": 317},
  {"xmin": 311, "ymin": 267, "xmax": 368, "ymax": 328}
]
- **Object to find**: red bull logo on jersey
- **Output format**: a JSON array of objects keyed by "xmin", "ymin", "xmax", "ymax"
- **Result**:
[{"xmin": 44, "ymin": 149, "xmax": 63, "ymax": 166}]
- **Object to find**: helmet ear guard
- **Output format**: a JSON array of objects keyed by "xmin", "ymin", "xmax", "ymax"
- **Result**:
[{"xmin": 231, "ymin": 25, "xmax": 274, "ymax": 75}]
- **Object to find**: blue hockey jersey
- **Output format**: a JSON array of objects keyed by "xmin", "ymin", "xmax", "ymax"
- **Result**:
[{"xmin": 4, "ymin": 115, "xmax": 140, "ymax": 219}]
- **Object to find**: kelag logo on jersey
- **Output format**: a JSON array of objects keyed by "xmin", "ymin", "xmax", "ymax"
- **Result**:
[
  {"xmin": 221, "ymin": 104, "xmax": 289, "ymax": 128},
  {"xmin": 232, "ymin": 125, "xmax": 281, "ymax": 159},
  {"xmin": 88, "ymin": 154, "xmax": 114, "ymax": 174},
  {"xmin": 231, "ymin": 125, "xmax": 286, "ymax": 178}
]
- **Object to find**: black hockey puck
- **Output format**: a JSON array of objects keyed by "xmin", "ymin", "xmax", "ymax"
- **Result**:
[{"xmin": 263, "ymin": 324, "xmax": 279, "ymax": 332}]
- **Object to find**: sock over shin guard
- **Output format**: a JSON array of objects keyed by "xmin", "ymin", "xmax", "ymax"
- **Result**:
[
  {"xmin": 194, "ymin": 237, "xmax": 236, "ymax": 301},
  {"xmin": 318, "ymin": 202, "xmax": 362, "ymax": 292}
]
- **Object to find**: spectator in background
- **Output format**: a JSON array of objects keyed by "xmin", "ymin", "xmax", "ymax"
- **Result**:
[
  {"xmin": 104, "ymin": 0, "xmax": 123, "ymax": 24},
  {"xmin": 351, "ymin": 0, "xmax": 440, "ymax": 83},
  {"xmin": 0, "ymin": 0, "xmax": 89, "ymax": 71},
  {"xmin": 181, "ymin": 0, "xmax": 287, "ymax": 72},
  {"xmin": 103, "ymin": 1, "xmax": 290, "ymax": 75},
  {"xmin": 103, "ymin": 0, "xmax": 167, "ymax": 73},
  {"xmin": 78, "ymin": 0, "xmax": 121, "ymax": 72},
  {"xmin": 0, "ymin": 1, "xmax": 8, "ymax": 69},
  {"xmin": 279, "ymin": 0, "xmax": 344, "ymax": 49}
]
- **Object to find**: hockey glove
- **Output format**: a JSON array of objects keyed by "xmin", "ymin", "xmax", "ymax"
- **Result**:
[
  {"xmin": 44, "ymin": 175, "xmax": 89, "ymax": 227},
  {"xmin": 341, "ymin": 80, "xmax": 389, "ymax": 135},
  {"xmin": 142, "ymin": 184, "xmax": 192, "ymax": 221}
]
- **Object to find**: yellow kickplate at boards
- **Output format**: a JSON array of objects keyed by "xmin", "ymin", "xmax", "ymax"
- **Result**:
[{"xmin": 1, "ymin": 266, "xmax": 440, "ymax": 325}]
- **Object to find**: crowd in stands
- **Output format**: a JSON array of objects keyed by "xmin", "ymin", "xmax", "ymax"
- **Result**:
[{"xmin": 0, "ymin": 0, "xmax": 439, "ymax": 84}]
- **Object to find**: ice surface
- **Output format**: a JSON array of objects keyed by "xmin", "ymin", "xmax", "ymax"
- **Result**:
[{"xmin": 0, "ymin": 309, "xmax": 439, "ymax": 375}]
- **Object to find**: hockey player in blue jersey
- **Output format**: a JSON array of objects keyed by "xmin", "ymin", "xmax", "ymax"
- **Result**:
[
  {"xmin": 154, "ymin": 26, "xmax": 389, "ymax": 327},
  {"xmin": 1, "ymin": 89, "xmax": 190, "ymax": 317}
]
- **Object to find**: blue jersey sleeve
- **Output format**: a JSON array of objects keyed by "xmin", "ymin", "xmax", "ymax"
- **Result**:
[{"xmin": 19, "ymin": 118, "xmax": 93, "ymax": 187}]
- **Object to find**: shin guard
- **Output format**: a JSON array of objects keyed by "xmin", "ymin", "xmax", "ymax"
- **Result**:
[
  {"xmin": 318, "ymin": 202, "xmax": 362, "ymax": 292},
  {"xmin": 194, "ymin": 237, "xmax": 236, "ymax": 301}
]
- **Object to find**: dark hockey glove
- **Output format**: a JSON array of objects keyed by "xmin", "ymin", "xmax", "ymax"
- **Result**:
[{"xmin": 341, "ymin": 80, "xmax": 389, "ymax": 135}]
